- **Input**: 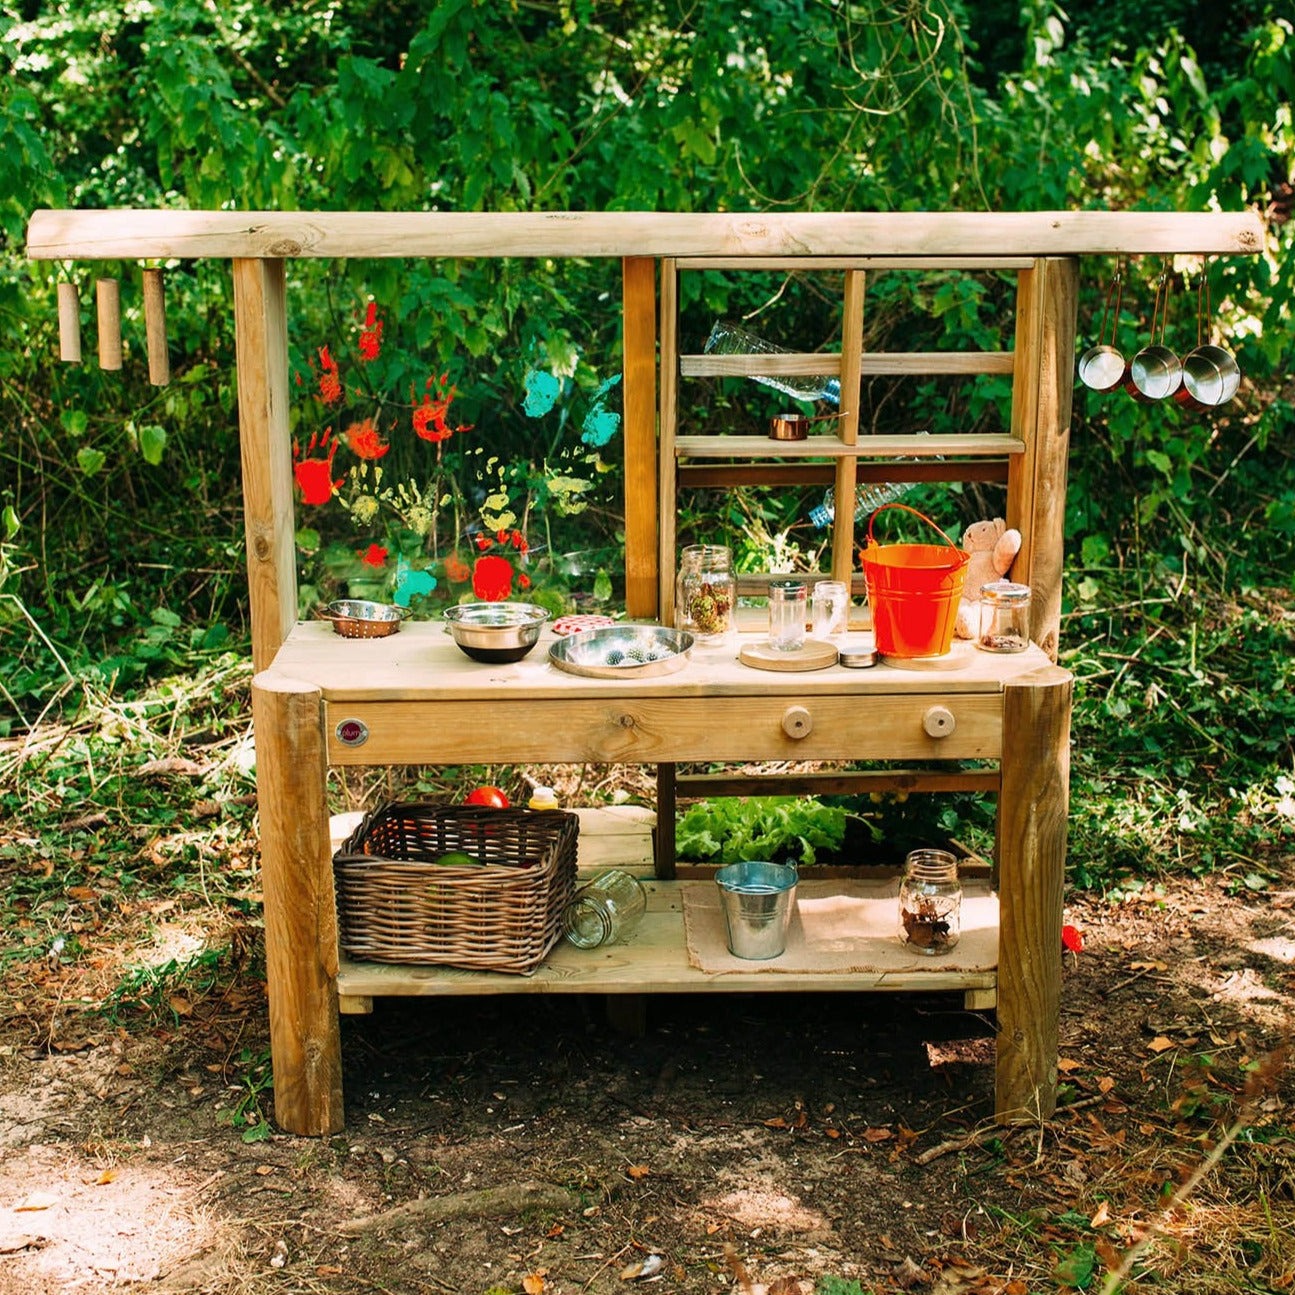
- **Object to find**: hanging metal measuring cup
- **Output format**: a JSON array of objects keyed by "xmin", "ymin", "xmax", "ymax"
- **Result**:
[
  {"xmin": 1175, "ymin": 268, "xmax": 1240, "ymax": 412},
  {"xmin": 1077, "ymin": 266, "xmax": 1128, "ymax": 392},
  {"xmin": 1126, "ymin": 268, "xmax": 1182, "ymax": 402}
]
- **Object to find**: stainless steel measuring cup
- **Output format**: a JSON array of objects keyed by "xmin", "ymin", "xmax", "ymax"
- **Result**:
[
  {"xmin": 1174, "ymin": 268, "xmax": 1241, "ymax": 411},
  {"xmin": 1126, "ymin": 268, "xmax": 1182, "ymax": 402},
  {"xmin": 1077, "ymin": 266, "xmax": 1128, "ymax": 392}
]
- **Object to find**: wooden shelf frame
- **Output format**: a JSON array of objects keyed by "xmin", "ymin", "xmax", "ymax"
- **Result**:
[{"xmin": 26, "ymin": 207, "xmax": 1264, "ymax": 1141}]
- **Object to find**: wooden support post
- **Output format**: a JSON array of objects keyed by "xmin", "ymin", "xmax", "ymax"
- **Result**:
[
  {"xmin": 252, "ymin": 673, "xmax": 343, "ymax": 1135},
  {"xmin": 654, "ymin": 761, "xmax": 677, "ymax": 879},
  {"xmin": 57, "ymin": 281, "xmax": 81, "ymax": 362},
  {"xmin": 655, "ymin": 259, "xmax": 678, "ymax": 623},
  {"xmin": 232, "ymin": 258, "xmax": 297, "ymax": 672},
  {"xmin": 1007, "ymin": 258, "xmax": 1078, "ymax": 662},
  {"xmin": 831, "ymin": 269, "xmax": 866, "ymax": 586},
  {"xmin": 623, "ymin": 256, "xmax": 658, "ymax": 619},
  {"xmin": 95, "ymin": 278, "xmax": 122, "ymax": 370},
  {"xmin": 142, "ymin": 267, "xmax": 170, "ymax": 386},
  {"xmin": 995, "ymin": 666, "xmax": 1071, "ymax": 1124},
  {"xmin": 605, "ymin": 994, "xmax": 647, "ymax": 1036}
]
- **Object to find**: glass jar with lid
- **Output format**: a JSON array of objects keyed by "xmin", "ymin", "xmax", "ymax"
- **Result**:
[
  {"xmin": 678, "ymin": 544, "xmax": 734, "ymax": 640},
  {"xmin": 977, "ymin": 580, "xmax": 1032, "ymax": 653},
  {"xmin": 898, "ymin": 848, "xmax": 962, "ymax": 955}
]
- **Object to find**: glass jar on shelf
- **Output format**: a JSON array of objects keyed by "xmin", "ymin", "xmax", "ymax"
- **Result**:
[
  {"xmin": 562, "ymin": 870, "xmax": 648, "ymax": 948},
  {"xmin": 898, "ymin": 849, "xmax": 962, "ymax": 955},
  {"xmin": 767, "ymin": 579, "xmax": 808, "ymax": 651},
  {"xmin": 678, "ymin": 544, "xmax": 734, "ymax": 640},
  {"xmin": 977, "ymin": 580, "xmax": 1032, "ymax": 653}
]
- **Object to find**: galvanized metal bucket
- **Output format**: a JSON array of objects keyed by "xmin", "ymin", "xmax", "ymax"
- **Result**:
[{"xmin": 714, "ymin": 861, "xmax": 798, "ymax": 960}]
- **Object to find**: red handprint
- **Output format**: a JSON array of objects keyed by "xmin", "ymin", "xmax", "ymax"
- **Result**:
[{"xmin": 293, "ymin": 429, "xmax": 343, "ymax": 505}]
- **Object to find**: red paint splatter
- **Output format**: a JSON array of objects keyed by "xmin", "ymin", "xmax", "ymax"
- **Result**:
[
  {"xmin": 472, "ymin": 555, "xmax": 514, "ymax": 601},
  {"xmin": 359, "ymin": 543, "xmax": 388, "ymax": 569},
  {"xmin": 293, "ymin": 430, "xmax": 342, "ymax": 505},
  {"xmin": 318, "ymin": 346, "xmax": 342, "ymax": 404},
  {"xmin": 358, "ymin": 301, "xmax": 383, "ymax": 362},
  {"xmin": 344, "ymin": 417, "xmax": 389, "ymax": 460}
]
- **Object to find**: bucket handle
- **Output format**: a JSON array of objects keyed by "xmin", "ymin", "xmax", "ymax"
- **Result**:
[{"xmin": 864, "ymin": 502, "xmax": 963, "ymax": 553}]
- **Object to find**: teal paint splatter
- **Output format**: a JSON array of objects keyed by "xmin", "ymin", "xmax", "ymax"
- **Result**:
[
  {"xmin": 581, "ymin": 372, "xmax": 623, "ymax": 447},
  {"xmin": 394, "ymin": 559, "xmax": 437, "ymax": 607},
  {"xmin": 581, "ymin": 408, "xmax": 620, "ymax": 447},
  {"xmin": 522, "ymin": 368, "xmax": 562, "ymax": 417}
]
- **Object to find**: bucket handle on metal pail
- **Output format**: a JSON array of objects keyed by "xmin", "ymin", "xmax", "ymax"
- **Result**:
[{"xmin": 864, "ymin": 502, "xmax": 964, "ymax": 556}]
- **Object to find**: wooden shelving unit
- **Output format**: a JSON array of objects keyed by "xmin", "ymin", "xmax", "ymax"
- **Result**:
[{"xmin": 26, "ymin": 207, "xmax": 1265, "ymax": 1140}]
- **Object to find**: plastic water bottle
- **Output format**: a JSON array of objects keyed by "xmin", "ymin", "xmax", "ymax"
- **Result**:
[
  {"xmin": 809, "ymin": 480, "xmax": 913, "ymax": 529},
  {"xmin": 807, "ymin": 431, "xmax": 935, "ymax": 528},
  {"xmin": 704, "ymin": 321, "xmax": 842, "ymax": 405}
]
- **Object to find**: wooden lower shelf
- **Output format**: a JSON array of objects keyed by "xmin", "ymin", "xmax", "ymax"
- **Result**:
[{"xmin": 332, "ymin": 808, "xmax": 997, "ymax": 1012}]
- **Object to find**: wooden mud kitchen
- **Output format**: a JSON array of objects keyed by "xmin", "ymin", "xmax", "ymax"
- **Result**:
[{"xmin": 27, "ymin": 209, "xmax": 1265, "ymax": 1135}]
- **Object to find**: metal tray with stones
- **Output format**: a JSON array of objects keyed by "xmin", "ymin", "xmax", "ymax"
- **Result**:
[{"xmin": 547, "ymin": 625, "xmax": 694, "ymax": 679}]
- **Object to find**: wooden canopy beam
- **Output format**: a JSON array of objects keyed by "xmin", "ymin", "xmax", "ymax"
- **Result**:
[{"xmin": 27, "ymin": 209, "xmax": 1264, "ymax": 262}]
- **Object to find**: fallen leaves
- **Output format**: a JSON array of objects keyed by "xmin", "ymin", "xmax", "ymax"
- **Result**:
[
  {"xmin": 619, "ymin": 1253, "xmax": 662, "ymax": 1280},
  {"xmin": 14, "ymin": 1191, "xmax": 58, "ymax": 1212}
]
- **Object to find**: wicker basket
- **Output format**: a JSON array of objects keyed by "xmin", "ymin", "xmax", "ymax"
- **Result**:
[{"xmin": 334, "ymin": 804, "xmax": 579, "ymax": 974}]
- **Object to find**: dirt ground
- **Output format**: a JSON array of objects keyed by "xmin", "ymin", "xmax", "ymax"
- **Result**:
[{"xmin": 1, "ymin": 863, "xmax": 1292, "ymax": 1295}]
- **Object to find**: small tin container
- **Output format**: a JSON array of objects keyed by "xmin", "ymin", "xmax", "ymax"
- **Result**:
[
  {"xmin": 978, "ymin": 580, "xmax": 1031, "ymax": 653},
  {"xmin": 838, "ymin": 646, "xmax": 877, "ymax": 668}
]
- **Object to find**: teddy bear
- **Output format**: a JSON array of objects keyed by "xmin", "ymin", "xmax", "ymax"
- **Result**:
[{"xmin": 954, "ymin": 517, "xmax": 1022, "ymax": 640}]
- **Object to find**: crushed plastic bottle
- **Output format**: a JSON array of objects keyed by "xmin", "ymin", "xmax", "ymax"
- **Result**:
[
  {"xmin": 704, "ymin": 321, "xmax": 842, "ymax": 405},
  {"xmin": 809, "ymin": 480, "xmax": 913, "ymax": 529},
  {"xmin": 808, "ymin": 431, "xmax": 935, "ymax": 529}
]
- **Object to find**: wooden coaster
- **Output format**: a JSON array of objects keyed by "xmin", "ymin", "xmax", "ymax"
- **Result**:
[
  {"xmin": 738, "ymin": 639, "xmax": 838, "ymax": 671},
  {"xmin": 877, "ymin": 640, "xmax": 973, "ymax": 670}
]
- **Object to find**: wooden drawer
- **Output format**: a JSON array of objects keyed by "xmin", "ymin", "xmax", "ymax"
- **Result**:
[{"xmin": 323, "ymin": 693, "xmax": 1003, "ymax": 765}]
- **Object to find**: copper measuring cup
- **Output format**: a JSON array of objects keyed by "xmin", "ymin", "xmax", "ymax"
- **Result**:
[
  {"xmin": 768, "ymin": 410, "xmax": 850, "ymax": 441},
  {"xmin": 1175, "ymin": 268, "xmax": 1240, "ymax": 412},
  {"xmin": 1077, "ymin": 266, "xmax": 1128, "ymax": 392}
]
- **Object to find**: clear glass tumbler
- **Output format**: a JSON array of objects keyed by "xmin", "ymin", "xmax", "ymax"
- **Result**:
[
  {"xmin": 767, "ymin": 579, "xmax": 808, "ymax": 651},
  {"xmin": 811, "ymin": 580, "xmax": 850, "ymax": 638},
  {"xmin": 562, "ymin": 869, "xmax": 648, "ymax": 948}
]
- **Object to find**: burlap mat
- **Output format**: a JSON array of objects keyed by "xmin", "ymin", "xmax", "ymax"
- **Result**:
[{"xmin": 681, "ymin": 878, "xmax": 997, "ymax": 975}]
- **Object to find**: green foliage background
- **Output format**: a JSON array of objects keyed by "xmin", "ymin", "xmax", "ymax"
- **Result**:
[{"xmin": 1, "ymin": 0, "xmax": 1293, "ymax": 884}]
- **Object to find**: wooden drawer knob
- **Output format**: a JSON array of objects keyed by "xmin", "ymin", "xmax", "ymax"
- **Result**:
[
  {"xmin": 922, "ymin": 705, "xmax": 956, "ymax": 738},
  {"xmin": 781, "ymin": 705, "xmax": 813, "ymax": 739}
]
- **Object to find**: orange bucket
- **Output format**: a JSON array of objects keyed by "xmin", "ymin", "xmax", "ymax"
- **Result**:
[{"xmin": 860, "ymin": 504, "xmax": 969, "ymax": 658}]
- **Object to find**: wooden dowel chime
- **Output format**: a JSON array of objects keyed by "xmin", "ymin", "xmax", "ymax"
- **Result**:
[
  {"xmin": 142, "ymin": 267, "xmax": 170, "ymax": 386},
  {"xmin": 57, "ymin": 281, "xmax": 81, "ymax": 363},
  {"xmin": 95, "ymin": 277, "xmax": 122, "ymax": 370}
]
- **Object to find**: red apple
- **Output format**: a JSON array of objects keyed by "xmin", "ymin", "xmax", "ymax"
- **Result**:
[{"xmin": 464, "ymin": 785, "xmax": 510, "ymax": 808}]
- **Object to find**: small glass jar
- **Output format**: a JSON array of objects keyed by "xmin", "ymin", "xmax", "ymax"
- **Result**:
[
  {"xmin": 978, "ymin": 580, "xmax": 1032, "ymax": 654},
  {"xmin": 674, "ymin": 544, "xmax": 706, "ymax": 632},
  {"xmin": 898, "ymin": 849, "xmax": 962, "ymax": 955},
  {"xmin": 810, "ymin": 580, "xmax": 850, "ymax": 638},
  {"xmin": 767, "ymin": 580, "xmax": 808, "ymax": 651},
  {"xmin": 679, "ymin": 545, "xmax": 734, "ymax": 640},
  {"xmin": 562, "ymin": 869, "xmax": 648, "ymax": 948}
]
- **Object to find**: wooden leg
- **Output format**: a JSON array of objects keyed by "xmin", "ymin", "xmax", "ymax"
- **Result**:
[
  {"xmin": 654, "ymin": 762, "xmax": 677, "ymax": 879},
  {"xmin": 252, "ymin": 674, "xmax": 344, "ymax": 1135},
  {"xmin": 995, "ymin": 666, "xmax": 1072, "ymax": 1124},
  {"xmin": 604, "ymin": 994, "xmax": 647, "ymax": 1036}
]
